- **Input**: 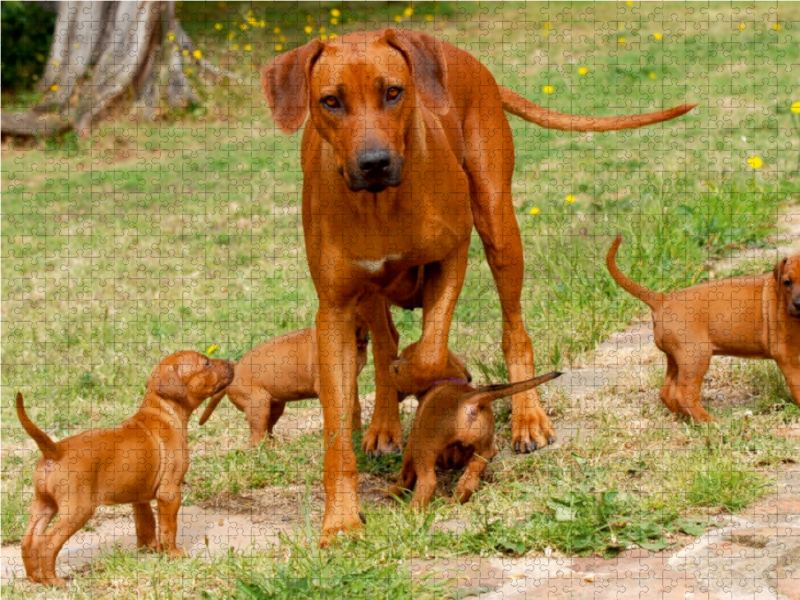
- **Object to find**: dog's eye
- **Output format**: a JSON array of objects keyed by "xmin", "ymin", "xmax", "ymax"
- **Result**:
[
  {"xmin": 205, "ymin": 359, "xmax": 212, "ymax": 368},
  {"xmin": 385, "ymin": 87, "xmax": 403, "ymax": 103},
  {"xmin": 785, "ymin": 279, "xmax": 792, "ymax": 288},
  {"xmin": 321, "ymin": 96, "xmax": 341, "ymax": 110}
]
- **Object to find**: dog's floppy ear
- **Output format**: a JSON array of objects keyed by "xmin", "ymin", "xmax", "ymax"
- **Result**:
[
  {"xmin": 384, "ymin": 29, "xmax": 450, "ymax": 116},
  {"xmin": 262, "ymin": 39, "xmax": 324, "ymax": 134},
  {"xmin": 147, "ymin": 362, "xmax": 188, "ymax": 402},
  {"xmin": 461, "ymin": 372, "xmax": 563, "ymax": 416},
  {"xmin": 774, "ymin": 257, "xmax": 788, "ymax": 285}
]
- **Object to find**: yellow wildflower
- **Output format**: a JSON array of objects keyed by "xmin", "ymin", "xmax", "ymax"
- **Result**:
[
  {"xmin": 544, "ymin": 22, "xmax": 552, "ymax": 29},
  {"xmin": 654, "ymin": 32, "xmax": 662, "ymax": 40},
  {"xmin": 182, "ymin": 49, "xmax": 189, "ymax": 56},
  {"xmin": 578, "ymin": 67, "xmax": 588, "ymax": 76},
  {"xmin": 738, "ymin": 22, "xmax": 746, "ymax": 30},
  {"xmin": 394, "ymin": 15, "xmax": 403, "ymax": 23},
  {"xmin": 320, "ymin": 34, "xmax": 328, "ymax": 41},
  {"xmin": 193, "ymin": 49, "xmax": 202, "ymax": 59},
  {"xmin": 426, "ymin": 14, "xmax": 434, "ymax": 21},
  {"xmin": 543, "ymin": 85, "xmax": 554, "ymax": 94},
  {"xmin": 214, "ymin": 23, "xmax": 222, "ymax": 30},
  {"xmin": 319, "ymin": 26, "xmax": 326, "ymax": 34},
  {"xmin": 232, "ymin": 44, "xmax": 239, "ymax": 51},
  {"xmin": 245, "ymin": 44, "xmax": 252, "ymax": 51},
  {"xmin": 404, "ymin": 7, "xmax": 414, "ymax": 17},
  {"xmin": 790, "ymin": 101, "xmax": 800, "ymax": 114},
  {"xmin": 305, "ymin": 25, "xmax": 313, "ymax": 34},
  {"xmin": 331, "ymin": 18, "xmax": 338, "ymax": 25},
  {"xmin": 50, "ymin": 83, "xmax": 59, "ymax": 92},
  {"xmin": 328, "ymin": 33, "xmax": 338, "ymax": 40},
  {"xmin": 774, "ymin": 23, "xmax": 781, "ymax": 31},
  {"xmin": 565, "ymin": 195, "xmax": 576, "ymax": 203},
  {"xmin": 649, "ymin": 72, "xmax": 656, "ymax": 79},
  {"xmin": 746, "ymin": 156, "xmax": 763, "ymax": 169},
  {"xmin": 618, "ymin": 37, "xmax": 626, "ymax": 44},
  {"xmin": 279, "ymin": 35, "xmax": 286, "ymax": 42},
  {"xmin": 275, "ymin": 44, "xmax": 283, "ymax": 51},
  {"xmin": 168, "ymin": 33, "xmax": 176, "ymax": 41},
  {"xmin": 331, "ymin": 8, "xmax": 341, "ymax": 17},
  {"xmin": 239, "ymin": 23, "xmax": 247, "ymax": 30},
  {"xmin": 274, "ymin": 27, "xmax": 281, "ymax": 33},
  {"xmin": 185, "ymin": 68, "xmax": 193, "ymax": 76},
  {"xmin": 529, "ymin": 207, "xmax": 540, "ymax": 215},
  {"xmin": 206, "ymin": 344, "xmax": 220, "ymax": 356}
]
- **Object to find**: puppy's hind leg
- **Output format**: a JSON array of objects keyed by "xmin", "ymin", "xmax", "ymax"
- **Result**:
[
  {"xmin": 39, "ymin": 504, "xmax": 94, "ymax": 587},
  {"xmin": 673, "ymin": 349, "xmax": 715, "ymax": 422},
  {"xmin": 21, "ymin": 496, "xmax": 56, "ymax": 582},
  {"xmin": 133, "ymin": 502, "xmax": 159, "ymax": 552},
  {"xmin": 659, "ymin": 354, "xmax": 681, "ymax": 414}
]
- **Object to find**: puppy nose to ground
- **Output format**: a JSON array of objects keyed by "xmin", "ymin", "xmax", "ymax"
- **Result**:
[{"xmin": 358, "ymin": 150, "xmax": 392, "ymax": 176}]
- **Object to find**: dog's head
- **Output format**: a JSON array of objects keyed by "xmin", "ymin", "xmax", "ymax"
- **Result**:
[
  {"xmin": 146, "ymin": 351, "xmax": 234, "ymax": 411},
  {"xmin": 774, "ymin": 255, "xmax": 800, "ymax": 318},
  {"xmin": 262, "ymin": 29, "xmax": 449, "ymax": 193}
]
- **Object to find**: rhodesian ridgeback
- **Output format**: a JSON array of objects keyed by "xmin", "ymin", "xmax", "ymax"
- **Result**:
[
  {"xmin": 262, "ymin": 28, "xmax": 694, "ymax": 542},
  {"xmin": 198, "ymin": 325, "xmax": 371, "ymax": 446},
  {"xmin": 390, "ymin": 370, "xmax": 562, "ymax": 509},
  {"xmin": 17, "ymin": 351, "xmax": 233, "ymax": 586},
  {"xmin": 607, "ymin": 236, "xmax": 800, "ymax": 421}
]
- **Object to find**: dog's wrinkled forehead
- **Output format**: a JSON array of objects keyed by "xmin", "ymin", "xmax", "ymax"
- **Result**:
[{"xmin": 311, "ymin": 41, "xmax": 410, "ymax": 93}]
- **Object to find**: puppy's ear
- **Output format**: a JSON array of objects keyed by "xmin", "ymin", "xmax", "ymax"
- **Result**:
[
  {"xmin": 384, "ymin": 29, "xmax": 450, "ymax": 116},
  {"xmin": 461, "ymin": 372, "xmax": 563, "ymax": 414},
  {"xmin": 147, "ymin": 363, "xmax": 188, "ymax": 402},
  {"xmin": 262, "ymin": 39, "xmax": 324, "ymax": 134},
  {"xmin": 774, "ymin": 257, "xmax": 788, "ymax": 285}
]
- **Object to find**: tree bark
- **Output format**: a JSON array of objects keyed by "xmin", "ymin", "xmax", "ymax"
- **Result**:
[{"xmin": 2, "ymin": 0, "xmax": 230, "ymax": 137}]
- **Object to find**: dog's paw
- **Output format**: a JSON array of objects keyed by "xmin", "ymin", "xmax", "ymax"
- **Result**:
[
  {"xmin": 319, "ymin": 511, "xmax": 365, "ymax": 548},
  {"xmin": 166, "ymin": 546, "xmax": 187, "ymax": 560},
  {"xmin": 511, "ymin": 407, "xmax": 556, "ymax": 454},
  {"xmin": 361, "ymin": 426, "xmax": 403, "ymax": 457}
]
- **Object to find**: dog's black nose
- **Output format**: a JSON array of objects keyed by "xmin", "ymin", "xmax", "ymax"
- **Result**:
[{"xmin": 357, "ymin": 150, "xmax": 392, "ymax": 177}]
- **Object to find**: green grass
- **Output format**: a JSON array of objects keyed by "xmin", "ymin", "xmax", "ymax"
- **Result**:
[{"xmin": 3, "ymin": 1, "xmax": 800, "ymax": 597}]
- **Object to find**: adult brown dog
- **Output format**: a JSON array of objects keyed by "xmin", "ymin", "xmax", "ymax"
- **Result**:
[
  {"xmin": 17, "ymin": 351, "xmax": 233, "ymax": 586},
  {"xmin": 391, "ymin": 371, "xmax": 562, "ymax": 509},
  {"xmin": 262, "ymin": 28, "xmax": 694, "ymax": 542},
  {"xmin": 607, "ymin": 236, "xmax": 800, "ymax": 421}
]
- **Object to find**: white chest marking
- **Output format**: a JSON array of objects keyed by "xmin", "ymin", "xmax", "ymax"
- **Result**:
[{"xmin": 352, "ymin": 254, "xmax": 403, "ymax": 273}]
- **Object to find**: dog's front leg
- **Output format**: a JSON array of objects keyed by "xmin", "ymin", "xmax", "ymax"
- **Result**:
[
  {"xmin": 155, "ymin": 488, "xmax": 186, "ymax": 559},
  {"xmin": 316, "ymin": 300, "xmax": 364, "ymax": 546},
  {"xmin": 391, "ymin": 240, "xmax": 470, "ymax": 393},
  {"xmin": 360, "ymin": 296, "xmax": 403, "ymax": 457},
  {"xmin": 776, "ymin": 356, "xmax": 800, "ymax": 408}
]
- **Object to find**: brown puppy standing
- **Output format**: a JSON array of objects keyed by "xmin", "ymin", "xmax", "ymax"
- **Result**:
[
  {"xmin": 391, "ymin": 371, "xmax": 562, "ymax": 509},
  {"xmin": 607, "ymin": 236, "xmax": 800, "ymax": 421},
  {"xmin": 17, "ymin": 351, "xmax": 233, "ymax": 587},
  {"xmin": 263, "ymin": 28, "xmax": 694, "ymax": 542},
  {"xmin": 198, "ymin": 326, "xmax": 371, "ymax": 446}
]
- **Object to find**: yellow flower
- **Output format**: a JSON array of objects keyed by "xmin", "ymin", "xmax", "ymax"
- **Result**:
[
  {"xmin": 232, "ymin": 44, "xmax": 239, "ymax": 50},
  {"xmin": 394, "ymin": 15, "xmax": 403, "ymax": 23},
  {"xmin": 245, "ymin": 44, "xmax": 252, "ymax": 51},
  {"xmin": 49, "ymin": 83, "xmax": 59, "ymax": 92},
  {"xmin": 791, "ymin": 101, "xmax": 800, "ymax": 114},
  {"xmin": 206, "ymin": 344, "xmax": 220, "ymax": 356},
  {"xmin": 239, "ymin": 23, "xmax": 247, "ymax": 30},
  {"xmin": 425, "ymin": 14, "xmax": 434, "ymax": 21},
  {"xmin": 275, "ymin": 44, "xmax": 283, "ymax": 51},
  {"xmin": 331, "ymin": 8, "xmax": 341, "ymax": 17},
  {"xmin": 168, "ymin": 33, "xmax": 176, "ymax": 41},
  {"xmin": 185, "ymin": 68, "xmax": 193, "ymax": 76},
  {"xmin": 182, "ymin": 49, "xmax": 189, "ymax": 56},
  {"xmin": 214, "ymin": 23, "xmax": 222, "ymax": 30},
  {"xmin": 649, "ymin": 72, "xmax": 656, "ymax": 80},
  {"xmin": 319, "ymin": 26, "xmax": 326, "ymax": 34},
  {"xmin": 626, "ymin": 1, "xmax": 634, "ymax": 5},
  {"xmin": 618, "ymin": 37, "xmax": 626, "ymax": 44},
  {"xmin": 654, "ymin": 32, "xmax": 662, "ymax": 40},
  {"xmin": 543, "ymin": 85, "xmax": 554, "ymax": 94},
  {"xmin": 738, "ymin": 22, "xmax": 746, "ymax": 30},
  {"xmin": 747, "ymin": 156, "xmax": 764, "ymax": 169},
  {"xmin": 544, "ymin": 22, "xmax": 552, "ymax": 29},
  {"xmin": 529, "ymin": 207, "xmax": 540, "ymax": 215},
  {"xmin": 279, "ymin": 35, "xmax": 286, "ymax": 42},
  {"xmin": 228, "ymin": 31, "xmax": 235, "ymax": 40},
  {"xmin": 320, "ymin": 34, "xmax": 328, "ymax": 41},
  {"xmin": 774, "ymin": 23, "xmax": 781, "ymax": 31},
  {"xmin": 331, "ymin": 18, "xmax": 338, "ymax": 25},
  {"xmin": 274, "ymin": 27, "xmax": 281, "ymax": 34},
  {"xmin": 193, "ymin": 49, "xmax": 202, "ymax": 59},
  {"xmin": 260, "ymin": 20, "xmax": 266, "ymax": 28},
  {"xmin": 565, "ymin": 194, "xmax": 576, "ymax": 203},
  {"xmin": 305, "ymin": 25, "xmax": 313, "ymax": 34},
  {"xmin": 404, "ymin": 7, "xmax": 414, "ymax": 17},
  {"xmin": 53, "ymin": 60, "xmax": 60, "ymax": 67},
  {"xmin": 328, "ymin": 33, "xmax": 338, "ymax": 40},
  {"xmin": 578, "ymin": 67, "xmax": 588, "ymax": 76}
]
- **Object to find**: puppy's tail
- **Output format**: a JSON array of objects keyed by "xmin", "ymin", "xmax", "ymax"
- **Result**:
[
  {"xmin": 499, "ymin": 87, "xmax": 696, "ymax": 132},
  {"xmin": 465, "ymin": 371, "xmax": 563, "ymax": 409},
  {"xmin": 16, "ymin": 393, "xmax": 61, "ymax": 460},
  {"xmin": 198, "ymin": 389, "xmax": 227, "ymax": 426},
  {"xmin": 606, "ymin": 236, "xmax": 664, "ymax": 309}
]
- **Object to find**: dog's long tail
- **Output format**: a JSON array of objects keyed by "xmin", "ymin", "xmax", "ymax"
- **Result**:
[
  {"xmin": 16, "ymin": 393, "xmax": 61, "ymax": 460},
  {"xmin": 606, "ymin": 236, "xmax": 665, "ymax": 309},
  {"xmin": 499, "ymin": 87, "xmax": 696, "ymax": 132},
  {"xmin": 198, "ymin": 389, "xmax": 228, "ymax": 426},
  {"xmin": 466, "ymin": 371, "xmax": 562, "ymax": 410}
]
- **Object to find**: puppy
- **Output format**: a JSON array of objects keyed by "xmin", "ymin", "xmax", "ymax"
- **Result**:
[
  {"xmin": 198, "ymin": 325, "xmax": 370, "ymax": 446},
  {"xmin": 17, "ymin": 351, "xmax": 233, "ymax": 586},
  {"xmin": 607, "ymin": 236, "xmax": 800, "ymax": 421},
  {"xmin": 390, "ymin": 371, "xmax": 562, "ymax": 509}
]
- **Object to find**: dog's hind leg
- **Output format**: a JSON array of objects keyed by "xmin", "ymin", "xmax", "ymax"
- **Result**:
[
  {"xmin": 659, "ymin": 354, "xmax": 681, "ymax": 414},
  {"xmin": 21, "ymin": 495, "xmax": 56, "ymax": 582},
  {"xmin": 39, "ymin": 504, "xmax": 93, "ymax": 587},
  {"xmin": 133, "ymin": 502, "xmax": 159, "ymax": 552},
  {"xmin": 673, "ymin": 350, "xmax": 715, "ymax": 422}
]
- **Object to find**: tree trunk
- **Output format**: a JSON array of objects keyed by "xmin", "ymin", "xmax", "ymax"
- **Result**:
[{"xmin": 2, "ymin": 0, "xmax": 233, "ymax": 138}]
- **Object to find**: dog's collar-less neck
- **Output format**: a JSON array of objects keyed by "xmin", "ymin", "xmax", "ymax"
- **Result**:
[{"xmin": 418, "ymin": 378, "xmax": 469, "ymax": 399}]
